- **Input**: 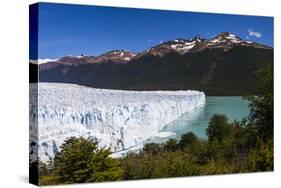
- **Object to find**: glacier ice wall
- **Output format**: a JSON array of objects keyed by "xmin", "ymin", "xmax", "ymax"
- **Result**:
[{"xmin": 30, "ymin": 83, "xmax": 205, "ymax": 162}]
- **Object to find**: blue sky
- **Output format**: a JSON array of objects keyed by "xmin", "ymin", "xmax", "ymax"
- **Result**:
[{"xmin": 37, "ymin": 3, "xmax": 273, "ymax": 58}]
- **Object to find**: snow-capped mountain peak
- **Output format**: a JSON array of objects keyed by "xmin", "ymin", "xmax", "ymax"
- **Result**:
[
  {"xmin": 205, "ymin": 32, "xmax": 272, "ymax": 50},
  {"xmin": 88, "ymin": 50, "xmax": 138, "ymax": 64},
  {"xmin": 192, "ymin": 35, "xmax": 203, "ymax": 42},
  {"xmin": 37, "ymin": 32, "xmax": 272, "ymax": 67},
  {"xmin": 140, "ymin": 36, "xmax": 203, "ymax": 57},
  {"xmin": 210, "ymin": 32, "xmax": 242, "ymax": 43},
  {"xmin": 207, "ymin": 32, "xmax": 244, "ymax": 50}
]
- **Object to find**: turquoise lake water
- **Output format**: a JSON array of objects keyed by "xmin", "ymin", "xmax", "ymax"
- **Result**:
[{"xmin": 153, "ymin": 96, "xmax": 250, "ymax": 142}]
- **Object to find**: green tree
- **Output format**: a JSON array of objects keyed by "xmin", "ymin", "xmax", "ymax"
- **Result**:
[
  {"xmin": 164, "ymin": 139, "xmax": 178, "ymax": 152},
  {"xmin": 178, "ymin": 132, "xmax": 199, "ymax": 149},
  {"xmin": 143, "ymin": 143, "xmax": 162, "ymax": 155},
  {"xmin": 246, "ymin": 63, "xmax": 273, "ymax": 140},
  {"xmin": 53, "ymin": 137, "xmax": 123, "ymax": 184},
  {"xmin": 206, "ymin": 114, "xmax": 233, "ymax": 142},
  {"xmin": 246, "ymin": 139, "xmax": 273, "ymax": 172}
]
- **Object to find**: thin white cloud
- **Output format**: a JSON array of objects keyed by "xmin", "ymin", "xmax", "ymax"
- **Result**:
[
  {"xmin": 29, "ymin": 58, "xmax": 58, "ymax": 65},
  {"xmin": 248, "ymin": 29, "xmax": 262, "ymax": 38},
  {"xmin": 147, "ymin": 39, "xmax": 152, "ymax": 43}
]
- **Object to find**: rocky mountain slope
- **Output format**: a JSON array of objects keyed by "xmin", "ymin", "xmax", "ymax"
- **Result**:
[{"xmin": 34, "ymin": 32, "xmax": 273, "ymax": 95}]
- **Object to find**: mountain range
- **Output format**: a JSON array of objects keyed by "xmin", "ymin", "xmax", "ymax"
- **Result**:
[{"xmin": 31, "ymin": 32, "xmax": 273, "ymax": 95}]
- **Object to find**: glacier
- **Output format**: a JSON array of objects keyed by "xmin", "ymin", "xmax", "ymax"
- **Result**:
[{"xmin": 30, "ymin": 83, "xmax": 205, "ymax": 162}]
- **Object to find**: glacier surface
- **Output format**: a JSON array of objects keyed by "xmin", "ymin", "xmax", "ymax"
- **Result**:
[{"xmin": 30, "ymin": 83, "xmax": 205, "ymax": 162}]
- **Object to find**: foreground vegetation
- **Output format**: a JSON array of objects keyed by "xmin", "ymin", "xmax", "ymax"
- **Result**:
[{"xmin": 30, "ymin": 64, "xmax": 273, "ymax": 185}]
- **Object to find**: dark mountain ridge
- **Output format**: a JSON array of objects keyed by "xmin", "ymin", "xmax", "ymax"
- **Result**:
[{"xmin": 36, "ymin": 32, "xmax": 273, "ymax": 95}]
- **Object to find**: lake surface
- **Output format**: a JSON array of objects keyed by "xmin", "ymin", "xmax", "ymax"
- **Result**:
[{"xmin": 152, "ymin": 96, "xmax": 250, "ymax": 142}]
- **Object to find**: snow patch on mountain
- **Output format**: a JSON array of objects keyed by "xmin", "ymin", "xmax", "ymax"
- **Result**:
[
  {"xmin": 225, "ymin": 34, "xmax": 242, "ymax": 43},
  {"xmin": 30, "ymin": 83, "xmax": 205, "ymax": 162},
  {"xmin": 208, "ymin": 32, "xmax": 242, "ymax": 47},
  {"xmin": 170, "ymin": 41, "xmax": 196, "ymax": 53}
]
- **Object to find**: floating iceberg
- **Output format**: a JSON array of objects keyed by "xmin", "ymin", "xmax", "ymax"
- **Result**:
[{"xmin": 30, "ymin": 83, "xmax": 205, "ymax": 162}]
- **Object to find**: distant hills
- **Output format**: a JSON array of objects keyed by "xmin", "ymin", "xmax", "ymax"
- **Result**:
[{"xmin": 31, "ymin": 32, "xmax": 273, "ymax": 95}]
